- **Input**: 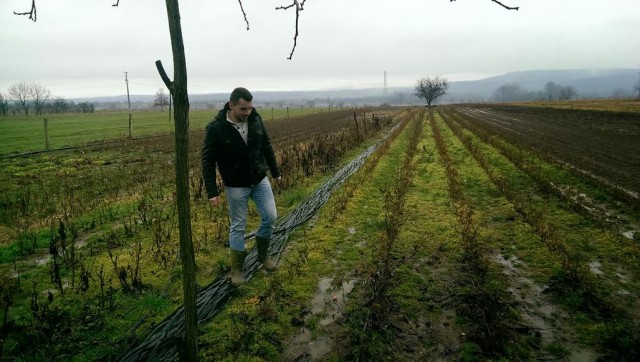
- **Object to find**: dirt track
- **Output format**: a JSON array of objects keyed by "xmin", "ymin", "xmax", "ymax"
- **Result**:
[{"xmin": 452, "ymin": 105, "xmax": 640, "ymax": 199}]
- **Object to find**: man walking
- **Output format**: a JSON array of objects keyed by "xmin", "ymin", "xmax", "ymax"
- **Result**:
[{"xmin": 201, "ymin": 87, "xmax": 281, "ymax": 286}]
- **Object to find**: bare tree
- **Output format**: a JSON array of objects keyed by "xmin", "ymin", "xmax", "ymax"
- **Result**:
[
  {"xmin": 0, "ymin": 92, "xmax": 9, "ymax": 117},
  {"xmin": 544, "ymin": 81, "xmax": 561, "ymax": 101},
  {"xmin": 32, "ymin": 83, "xmax": 52, "ymax": 115},
  {"xmin": 559, "ymin": 85, "xmax": 577, "ymax": 100},
  {"xmin": 415, "ymin": 77, "xmax": 449, "ymax": 108},
  {"xmin": 154, "ymin": 0, "xmax": 197, "ymax": 357},
  {"xmin": 154, "ymin": 88, "xmax": 170, "ymax": 111},
  {"xmin": 52, "ymin": 96, "xmax": 68, "ymax": 113},
  {"xmin": 8, "ymin": 82, "xmax": 32, "ymax": 116},
  {"xmin": 13, "ymin": 0, "xmax": 36, "ymax": 21}
]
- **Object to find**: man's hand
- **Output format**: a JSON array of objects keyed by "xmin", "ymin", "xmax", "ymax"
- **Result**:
[{"xmin": 209, "ymin": 196, "xmax": 221, "ymax": 207}]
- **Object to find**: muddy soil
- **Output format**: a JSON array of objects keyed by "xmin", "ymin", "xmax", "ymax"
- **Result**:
[{"xmin": 456, "ymin": 106, "xmax": 640, "ymax": 200}]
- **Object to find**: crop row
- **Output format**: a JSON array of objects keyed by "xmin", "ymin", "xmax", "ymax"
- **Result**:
[
  {"xmin": 0, "ymin": 108, "xmax": 400, "ymax": 360},
  {"xmin": 438, "ymin": 108, "xmax": 640, "ymax": 359},
  {"xmin": 428, "ymin": 111, "xmax": 517, "ymax": 355}
]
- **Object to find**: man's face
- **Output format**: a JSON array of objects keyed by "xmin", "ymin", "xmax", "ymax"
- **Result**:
[{"xmin": 229, "ymin": 98, "xmax": 252, "ymax": 122}]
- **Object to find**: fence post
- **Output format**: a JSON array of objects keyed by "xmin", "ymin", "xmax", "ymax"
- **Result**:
[
  {"xmin": 44, "ymin": 118, "xmax": 50, "ymax": 150},
  {"xmin": 353, "ymin": 112, "xmax": 359, "ymax": 133},
  {"xmin": 128, "ymin": 114, "xmax": 133, "ymax": 138},
  {"xmin": 271, "ymin": 107, "xmax": 274, "ymax": 120},
  {"xmin": 287, "ymin": 106, "xmax": 289, "ymax": 119}
]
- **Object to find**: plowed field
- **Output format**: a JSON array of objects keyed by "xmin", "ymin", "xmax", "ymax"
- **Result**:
[{"xmin": 452, "ymin": 105, "xmax": 640, "ymax": 200}]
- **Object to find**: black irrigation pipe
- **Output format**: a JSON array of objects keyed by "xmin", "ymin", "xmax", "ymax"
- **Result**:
[{"xmin": 117, "ymin": 122, "xmax": 403, "ymax": 362}]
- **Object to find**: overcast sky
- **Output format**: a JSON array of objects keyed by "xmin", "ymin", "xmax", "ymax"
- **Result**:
[{"xmin": 1, "ymin": 0, "xmax": 639, "ymax": 98}]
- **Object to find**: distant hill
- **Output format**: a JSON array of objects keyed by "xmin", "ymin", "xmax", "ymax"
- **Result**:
[
  {"xmin": 444, "ymin": 68, "xmax": 638, "ymax": 102},
  {"xmin": 74, "ymin": 68, "xmax": 639, "ymax": 107}
]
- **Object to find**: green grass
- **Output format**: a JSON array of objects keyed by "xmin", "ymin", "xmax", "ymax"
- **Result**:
[
  {"xmin": 0, "ymin": 106, "xmax": 329, "ymax": 155},
  {"xmin": 3, "ymin": 106, "xmax": 639, "ymax": 360}
]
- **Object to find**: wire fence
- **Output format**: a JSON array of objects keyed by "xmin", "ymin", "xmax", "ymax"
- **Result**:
[{"xmin": 117, "ymin": 122, "xmax": 403, "ymax": 361}]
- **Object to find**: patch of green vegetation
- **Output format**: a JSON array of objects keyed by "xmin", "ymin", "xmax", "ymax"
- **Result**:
[
  {"xmin": 0, "ymin": 107, "xmax": 331, "ymax": 155},
  {"xmin": 0, "ymin": 229, "xmax": 50, "ymax": 263},
  {"xmin": 460, "ymin": 342, "xmax": 482, "ymax": 362}
]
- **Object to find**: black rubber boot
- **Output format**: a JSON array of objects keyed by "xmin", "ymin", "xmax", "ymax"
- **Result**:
[
  {"xmin": 230, "ymin": 249, "xmax": 247, "ymax": 286},
  {"xmin": 256, "ymin": 237, "xmax": 277, "ymax": 272}
]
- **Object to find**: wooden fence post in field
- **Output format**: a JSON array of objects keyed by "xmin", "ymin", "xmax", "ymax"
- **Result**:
[
  {"xmin": 271, "ymin": 107, "xmax": 274, "ymax": 120},
  {"xmin": 287, "ymin": 106, "xmax": 290, "ymax": 119},
  {"xmin": 353, "ymin": 112, "xmax": 359, "ymax": 133},
  {"xmin": 125, "ymin": 71, "xmax": 133, "ymax": 138},
  {"xmin": 43, "ymin": 118, "xmax": 50, "ymax": 150},
  {"xmin": 300, "ymin": 105, "xmax": 303, "ymax": 116}
]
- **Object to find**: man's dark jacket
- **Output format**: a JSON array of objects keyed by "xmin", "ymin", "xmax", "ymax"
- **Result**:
[{"xmin": 201, "ymin": 103, "xmax": 280, "ymax": 199}]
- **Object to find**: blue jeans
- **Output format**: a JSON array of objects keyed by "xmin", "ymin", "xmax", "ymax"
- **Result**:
[{"xmin": 226, "ymin": 177, "xmax": 278, "ymax": 252}]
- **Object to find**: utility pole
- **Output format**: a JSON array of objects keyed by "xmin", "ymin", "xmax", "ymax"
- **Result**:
[
  {"xmin": 383, "ymin": 71, "xmax": 388, "ymax": 99},
  {"xmin": 125, "ymin": 71, "xmax": 132, "ymax": 138}
]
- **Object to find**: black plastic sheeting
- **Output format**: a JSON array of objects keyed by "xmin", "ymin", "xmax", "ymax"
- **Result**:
[{"xmin": 118, "ymin": 122, "xmax": 402, "ymax": 361}]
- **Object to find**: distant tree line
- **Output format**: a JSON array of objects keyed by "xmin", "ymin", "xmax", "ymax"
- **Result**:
[
  {"xmin": 0, "ymin": 82, "xmax": 95, "ymax": 117},
  {"xmin": 492, "ymin": 81, "xmax": 578, "ymax": 103}
]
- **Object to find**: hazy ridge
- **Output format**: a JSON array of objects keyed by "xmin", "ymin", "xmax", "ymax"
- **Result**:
[{"xmin": 73, "ymin": 68, "xmax": 638, "ymax": 106}]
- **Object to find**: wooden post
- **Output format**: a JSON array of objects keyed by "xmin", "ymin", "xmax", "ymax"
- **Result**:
[
  {"xmin": 156, "ymin": 0, "xmax": 197, "ymax": 359},
  {"xmin": 271, "ymin": 107, "xmax": 274, "ymax": 120},
  {"xmin": 353, "ymin": 112, "xmax": 359, "ymax": 133},
  {"xmin": 125, "ymin": 72, "xmax": 132, "ymax": 138},
  {"xmin": 287, "ymin": 106, "xmax": 289, "ymax": 119},
  {"xmin": 44, "ymin": 118, "xmax": 50, "ymax": 150},
  {"xmin": 300, "ymin": 105, "xmax": 303, "ymax": 116},
  {"xmin": 128, "ymin": 114, "xmax": 132, "ymax": 138}
]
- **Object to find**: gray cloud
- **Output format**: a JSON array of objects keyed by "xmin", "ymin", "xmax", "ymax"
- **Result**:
[{"xmin": 1, "ymin": 0, "xmax": 638, "ymax": 98}]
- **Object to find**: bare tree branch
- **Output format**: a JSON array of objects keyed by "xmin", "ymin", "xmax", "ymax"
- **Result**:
[
  {"xmin": 237, "ymin": 0, "xmax": 250, "ymax": 30},
  {"xmin": 491, "ymin": 0, "xmax": 519, "ymax": 11},
  {"xmin": 276, "ymin": 0, "xmax": 306, "ymax": 60},
  {"xmin": 112, "ymin": 0, "xmax": 121, "ymax": 7},
  {"xmin": 13, "ymin": 0, "xmax": 37, "ymax": 22},
  {"xmin": 450, "ymin": 0, "xmax": 519, "ymax": 11}
]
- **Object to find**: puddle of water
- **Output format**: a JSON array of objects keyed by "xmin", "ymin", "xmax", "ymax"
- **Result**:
[
  {"xmin": 286, "ymin": 276, "xmax": 357, "ymax": 360},
  {"xmin": 311, "ymin": 278, "xmax": 333, "ymax": 314},
  {"xmin": 492, "ymin": 253, "xmax": 519, "ymax": 276},
  {"xmin": 588, "ymin": 261, "xmax": 603, "ymax": 275},
  {"xmin": 35, "ymin": 255, "xmax": 52, "ymax": 266},
  {"xmin": 615, "ymin": 267, "xmax": 629, "ymax": 283},
  {"xmin": 521, "ymin": 311, "xmax": 554, "ymax": 342},
  {"xmin": 285, "ymin": 327, "xmax": 333, "ymax": 361},
  {"xmin": 568, "ymin": 350, "xmax": 600, "ymax": 362}
]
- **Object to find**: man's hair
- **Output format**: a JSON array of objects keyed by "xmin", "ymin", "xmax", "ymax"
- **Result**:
[{"xmin": 230, "ymin": 87, "xmax": 253, "ymax": 104}]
